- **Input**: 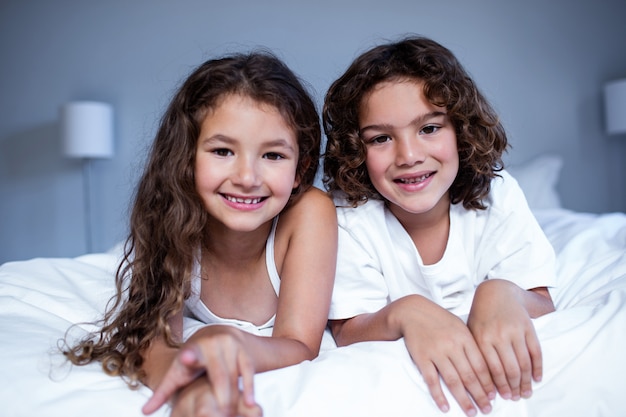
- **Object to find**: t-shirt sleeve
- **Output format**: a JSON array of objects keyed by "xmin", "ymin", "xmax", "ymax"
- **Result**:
[
  {"xmin": 328, "ymin": 213, "xmax": 390, "ymax": 320},
  {"xmin": 478, "ymin": 171, "xmax": 557, "ymax": 291}
]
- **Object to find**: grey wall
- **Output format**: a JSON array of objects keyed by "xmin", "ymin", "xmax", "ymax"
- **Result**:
[{"xmin": 1, "ymin": 0, "xmax": 625, "ymax": 263}]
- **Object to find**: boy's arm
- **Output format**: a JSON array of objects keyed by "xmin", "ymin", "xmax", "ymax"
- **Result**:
[
  {"xmin": 331, "ymin": 295, "xmax": 496, "ymax": 417},
  {"xmin": 468, "ymin": 280, "xmax": 555, "ymax": 403},
  {"xmin": 526, "ymin": 286, "xmax": 555, "ymax": 317}
]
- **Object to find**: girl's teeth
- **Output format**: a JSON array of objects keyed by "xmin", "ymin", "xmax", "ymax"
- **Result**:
[
  {"xmin": 226, "ymin": 196, "xmax": 261, "ymax": 204},
  {"xmin": 226, "ymin": 195, "xmax": 261, "ymax": 204}
]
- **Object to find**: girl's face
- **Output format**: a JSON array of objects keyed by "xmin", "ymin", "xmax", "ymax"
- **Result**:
[
  {"xmin": 195, "ymin": 94, "xmax": 300, "ymax": 233},
  {"xmin": 359, "ymin": 80, "xmax": 459, "ymax": 222}
]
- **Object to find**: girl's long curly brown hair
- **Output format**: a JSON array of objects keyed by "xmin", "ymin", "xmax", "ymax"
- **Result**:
[
  {"xmin": 62, "ymin": 51, "xmax": 321, "ymax": 387},
  {"xmin": 323, "ymin": 36, "xmax": 508, "ymax": 209}
]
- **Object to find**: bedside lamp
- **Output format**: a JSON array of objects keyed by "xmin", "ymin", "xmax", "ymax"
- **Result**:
[
  {"xmin": 61, "ymin": 101, "xmax": 114, "ymax": 253},
  {"xmin": 604, "ymin": 79, "xmax": 626, "ymax": 135}
]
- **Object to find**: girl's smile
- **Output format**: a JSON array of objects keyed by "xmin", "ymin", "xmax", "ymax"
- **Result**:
[
  {"xmin": 195, "ymin": 94, "xmax": 300, "ymax": 232},
  {"xmin": 222, "ymin": 193, "xmax": 267, "ymax": 210}
]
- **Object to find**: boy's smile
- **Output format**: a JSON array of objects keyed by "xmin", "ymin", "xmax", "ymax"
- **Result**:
[{"xmin": 359, "ymin": 79, "xmax": 459, "ymax": 224}]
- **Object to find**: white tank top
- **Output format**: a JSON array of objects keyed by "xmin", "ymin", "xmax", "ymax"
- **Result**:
[{"xmin": 184, "ymin": 217, "xmax": 280, "ymax": 336}]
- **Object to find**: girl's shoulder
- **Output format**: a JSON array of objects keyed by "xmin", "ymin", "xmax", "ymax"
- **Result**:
[
  {"xmin": 288, "ymin": 186, "xmax": 336, "ymax": 214},
  {"xmin": 273, "ymin": 186, "xmax": 338, "ymax": 275},
  {"xmin": 278, "ymin": 186, "xmax": 337, "ymax": 232}
]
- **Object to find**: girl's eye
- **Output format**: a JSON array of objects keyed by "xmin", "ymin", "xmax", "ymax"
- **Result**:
[
  {"xmin": 369, "ymin": 135, "xmax": 391, "ymax": 144},
  {"xmin": 420, "ymin": 125, "xmax": 440, "ymax": 135},
  {"xmin": 264, "ymin": 152, "xmax": 285, "ymax": 160},
  {"xmin": 212, "ymin": 148, "xmax": 233, "ymax": 157}
]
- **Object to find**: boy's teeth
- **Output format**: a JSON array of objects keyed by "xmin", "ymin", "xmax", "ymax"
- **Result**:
[{"xmin": 400, "ymin": 174, "xmax": 429, "ymax": 184}]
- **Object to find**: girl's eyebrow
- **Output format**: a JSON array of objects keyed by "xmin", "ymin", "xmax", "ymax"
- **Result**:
[
  {"xmin": 263, "ymin": 138, "xmax": 296, "ymax": 152},
  {"xmin": 198, "ymin": 134, "xmax": 233, "ymax": 147},
  {"xmin": 200, "ymin": 135, "xmax": 296, "ymax": 152},
  {"xmin": 360, "ymin": 111, "xmax": 447, "ymax": 134}
]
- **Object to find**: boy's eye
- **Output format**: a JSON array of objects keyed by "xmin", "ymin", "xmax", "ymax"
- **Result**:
[
  {"xmin": 264, "ymin": 152, "xmax": 285, "ymax": 160},
  {"xmin": 420, "ymin": 125, "xmax": 439, "ymax": 135},
  {"xmin": 369, "ymin": 135, "xmax": 391, "ymax": 144},
  {"xmin": 212, "ymin": 148, "xmax": 233, "ymax": 157}
]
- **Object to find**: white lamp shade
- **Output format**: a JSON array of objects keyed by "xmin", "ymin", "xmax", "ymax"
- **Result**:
[
  {"xmin": 61, "ymin": 101, "xmax": 114, "ymax": 158},
  {"xmin": 604, "ymin": 79, "xmax": 626, "ymax": 135}
]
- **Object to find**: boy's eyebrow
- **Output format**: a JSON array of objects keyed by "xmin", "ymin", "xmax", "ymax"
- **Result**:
[{"xmin": 359, "ymin": 111, "xmax": 447, "ymax": 134}]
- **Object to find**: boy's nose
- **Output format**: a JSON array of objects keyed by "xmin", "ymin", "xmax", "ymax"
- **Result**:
[{"xmin": 395, "ymin": 137, "xmax": 424, "ymax": 167}]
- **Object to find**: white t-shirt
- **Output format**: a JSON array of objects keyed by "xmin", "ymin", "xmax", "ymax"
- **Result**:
[{"xmin": 329, "ymin": 170, "xmax": 557, "ymax": 322}]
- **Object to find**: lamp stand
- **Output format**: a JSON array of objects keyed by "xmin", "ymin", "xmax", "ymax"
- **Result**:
[{"xmin": 82, "ymin": 158, "xmax": 94, "ymax": 253}]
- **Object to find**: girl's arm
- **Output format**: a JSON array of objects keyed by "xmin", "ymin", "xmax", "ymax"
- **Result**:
[
  {"xmin": 268, "ymin": 187, "xmax": 337, "ymax": 361},
  {"xmin": 141, "ymin": 310, "xmax": 183, "ymax": 390},
  {"xmin": 143, "ymin": 187, "xmax": 337, "ymax": 416},
  {"xmin": 331, "ymin": 295, "xmax": 496, "ymax": 417},
  {"xmin": 467, "ymin": 280, "xmax": 555, "ymax": 403}
]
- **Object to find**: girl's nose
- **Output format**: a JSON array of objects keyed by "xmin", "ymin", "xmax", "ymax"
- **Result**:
[
  {"xmin": 395, "ymin": 136, "xmax": 424, "ymax": 167},
  {"xmin": 233, "ymin": 156, "xmax": 261, "ymax": 188}
]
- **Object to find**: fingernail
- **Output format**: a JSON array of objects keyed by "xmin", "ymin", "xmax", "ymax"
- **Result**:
[
  {"xmin": 482, "ymin": 404, "xmax": 492, "ymax": 414},
  {"xmin": 522, "ymin": 390, "xmax": 532, "ymax": 399},
  {"xmin": 180, "ymin": 348, "xmax": 197, "ymax": 363}
]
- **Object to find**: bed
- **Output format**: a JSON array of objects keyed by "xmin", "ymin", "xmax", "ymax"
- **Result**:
[{"xmin": 2, "ymin": 155, "xmax": 625, "ymax": 417}]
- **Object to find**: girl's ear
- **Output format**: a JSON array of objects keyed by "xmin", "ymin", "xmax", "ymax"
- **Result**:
[
  {"xmin": 293, "ymin": 156, "xmax": 310, "ymax": 190},
  {"xmin": 292, "ymin": 173, "xmax": 302, "ymax": 190}
]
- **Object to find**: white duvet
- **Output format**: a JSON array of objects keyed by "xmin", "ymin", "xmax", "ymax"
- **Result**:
[{"xmin": 1, "ymin": 208, "xmax": 625, "ymax": 417}]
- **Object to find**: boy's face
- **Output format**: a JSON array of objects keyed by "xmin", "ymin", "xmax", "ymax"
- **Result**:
[{"xmin": 359, "ymin": 79, "xmax": 459, "ymax": 222}]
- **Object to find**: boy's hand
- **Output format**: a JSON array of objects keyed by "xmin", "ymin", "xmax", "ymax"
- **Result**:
[
  {"xmin": 467, "ymin": 279, "xmax": 543, "ymax": 402},
  {"xmin": 397, "ymin": 295, "xmax": 496, "ymax": 417}
]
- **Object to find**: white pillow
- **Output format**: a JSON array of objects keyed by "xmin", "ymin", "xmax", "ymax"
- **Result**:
[{"xmin": 506, "ymin": 154, "xmax": 563, "ymax": 210}]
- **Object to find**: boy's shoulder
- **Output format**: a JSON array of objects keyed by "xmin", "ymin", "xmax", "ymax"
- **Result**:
[
  {"xmin": 467, "ymin": 170, "xmax": 531, "ymax": 223},
  {"xmin": 332, "ymin": 194, "xmax": 386, "ymax": 229},
  {"xmin": 485, "ymin": 170, "xmax": 527, "ymax": 209}
]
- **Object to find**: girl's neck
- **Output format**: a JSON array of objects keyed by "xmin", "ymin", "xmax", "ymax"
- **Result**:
[
  {"xmin": 198, "ymin": 217, "xmax": 277, "ymax": 326},
  {"xmin": 202, "ymin": 218, "xmax": 273, "ymax": 264}
]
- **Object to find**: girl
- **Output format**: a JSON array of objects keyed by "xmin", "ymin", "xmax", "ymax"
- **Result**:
[
  {"xmin": 63, "ymin": 52, "xmax": 337, "ymax": 417},
  {"xmin": 323, "ymin": 36, "xmax": 556, "ymax": 417}
]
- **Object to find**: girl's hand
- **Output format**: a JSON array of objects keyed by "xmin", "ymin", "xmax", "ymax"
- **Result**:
[
  {"xmin": 467, "ymin": 279, "xmax": 543, "ymax": 402},
  {"xmin": 142, "ymin": 326, "xmax": 258, "ymax": 416},
  {"xmin": 397, "ymin": 295, "xmax": 496, "ymax": 417},
  {"xmin": 170, "ymin": 377, "xmax": 262, "ymax": 417}
]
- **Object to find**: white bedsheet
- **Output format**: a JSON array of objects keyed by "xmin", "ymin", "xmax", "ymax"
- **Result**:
[{"xmin": 1, "ymin": 208, "xmax": 625, "ymax": 417}]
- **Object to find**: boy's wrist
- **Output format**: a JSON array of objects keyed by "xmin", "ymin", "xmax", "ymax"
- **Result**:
[{"xmin": 388, "ymin": 294, "xmax": 426, "ymax": 338}]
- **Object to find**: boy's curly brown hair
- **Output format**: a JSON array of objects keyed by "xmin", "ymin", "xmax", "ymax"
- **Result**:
[{"xmin": 323, "ymin": 35, "xmax": 508, "ymax": 209}]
